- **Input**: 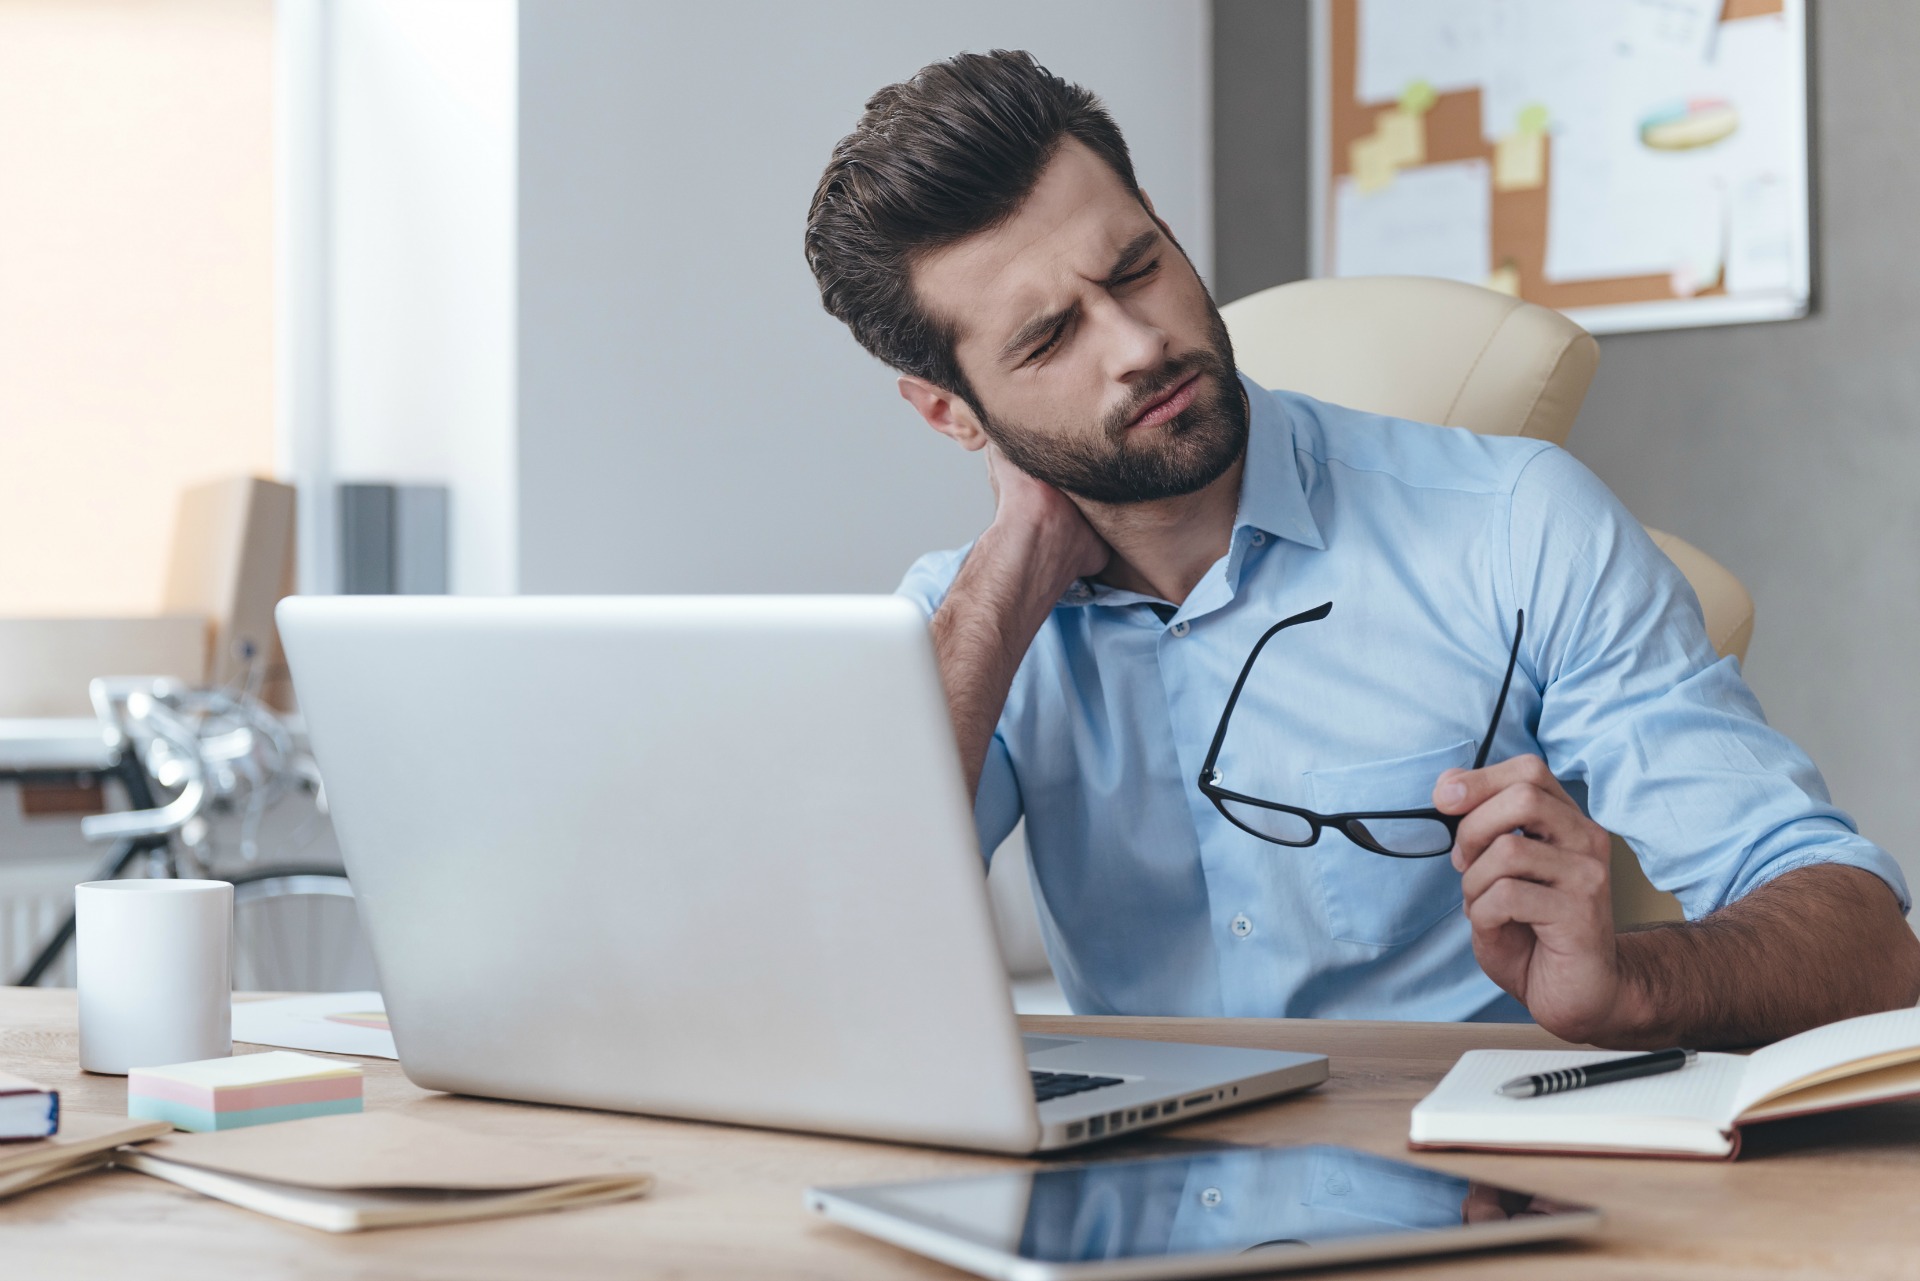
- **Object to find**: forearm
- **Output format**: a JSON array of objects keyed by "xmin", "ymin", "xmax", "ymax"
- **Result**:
[
  {"xmin": 1607, "ymin": 865, "xmax": 1920, "ymax": 1049},
  {"xmin": 930, "ymin": 521, "xmax": 1086, "ymax": 798}
]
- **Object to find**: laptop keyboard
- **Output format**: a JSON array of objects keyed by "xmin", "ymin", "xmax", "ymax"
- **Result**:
[{"xmin": 1031, "ymin": 1070, "xmax": 1124, "ymax": 1102}]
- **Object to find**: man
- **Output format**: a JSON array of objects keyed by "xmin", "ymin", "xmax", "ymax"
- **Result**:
[{"xmin": 804, "ymin": 50, "xmax": 1919, "ymax": 1048}]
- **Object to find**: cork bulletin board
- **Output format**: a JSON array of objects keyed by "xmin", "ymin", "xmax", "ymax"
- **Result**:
[{"xmin": 1309, "ymin": 0, "xmax": 1812, "ymax": 334}]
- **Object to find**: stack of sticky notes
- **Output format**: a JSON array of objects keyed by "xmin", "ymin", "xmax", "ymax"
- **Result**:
[{"xmin": 129, "ymin": 1052, "xmax": 363, "ymax": 1132}]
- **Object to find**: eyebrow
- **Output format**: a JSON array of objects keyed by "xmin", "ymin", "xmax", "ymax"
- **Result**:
[{"xmin": 997, "ymin": 228, "xmax": 1163, "ymax": 366}]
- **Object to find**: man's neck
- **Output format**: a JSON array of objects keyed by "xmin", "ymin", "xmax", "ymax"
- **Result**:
[{"xmin": 1077, "ymin": 452, "xmax": 1245, "ymax": 606}]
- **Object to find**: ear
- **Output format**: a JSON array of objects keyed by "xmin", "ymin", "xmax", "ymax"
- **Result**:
[{"xmin": 898, "ymin": 376, "xmax": 989, "ymax": 451}]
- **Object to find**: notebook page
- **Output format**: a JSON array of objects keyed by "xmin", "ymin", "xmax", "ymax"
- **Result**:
[
  {"xmin": 1734, "ymin": 1007, "xmax": 1920, "ymax": 1119},
  {"xmin": 1412, "ymin": 1050, "xmax": 1746, "ymax": 1153}
]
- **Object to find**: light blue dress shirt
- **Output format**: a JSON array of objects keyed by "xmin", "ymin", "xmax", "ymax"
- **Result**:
[{"xmin": 897, "ymin": 375, "xmax": 1909, "ymax": 1021}]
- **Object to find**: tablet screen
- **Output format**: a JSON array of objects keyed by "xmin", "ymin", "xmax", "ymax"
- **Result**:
[{"xmin": 829, "ymin": 1145, "xmax": 1592, "ymax": 1266}]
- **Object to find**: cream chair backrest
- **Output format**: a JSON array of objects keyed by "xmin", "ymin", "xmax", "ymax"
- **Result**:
[
  {"xmin": 1223, "ymin": 276, "xmax": 1596, "ymax": 445},
  {"xmin": 1222, "ymin": 275, "xmax": 1752, "ymax": 926}
]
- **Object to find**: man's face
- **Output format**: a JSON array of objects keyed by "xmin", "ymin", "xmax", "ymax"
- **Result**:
[{"xmin": 911, "ymin": 140, "xmax": 1246, "ymax": 506}]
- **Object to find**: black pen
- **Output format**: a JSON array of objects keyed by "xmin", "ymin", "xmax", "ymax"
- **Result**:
[{"xmin": 1496, "ymin": 1048, "xmax": 1697, "ymax": 1098}]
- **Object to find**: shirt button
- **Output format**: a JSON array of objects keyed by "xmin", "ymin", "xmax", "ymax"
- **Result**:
[
  {"xmin": 1250, "ymin": 531, "xmax": 1266, "ymax": 546},
  {"xmin": 1200, "ymin": 1186, "xmax": 1223, "ymax": 1208},
  {"xmin": 1169, "ymin": 620, "xmax": 1190, "ymax": 637},
  {"xmin": 1230, "ymin": 913, "xmax": 1253, "ymax": 938}
]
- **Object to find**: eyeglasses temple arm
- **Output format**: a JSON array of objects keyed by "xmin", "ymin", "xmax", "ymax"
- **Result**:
[
  {"xmin": 1200, "ymin": 600, "xmax": 1334, "ymax": 776},
  {"xmin": 1471, "ymin": 608, "xmax": 1526, "ymax": 772}
]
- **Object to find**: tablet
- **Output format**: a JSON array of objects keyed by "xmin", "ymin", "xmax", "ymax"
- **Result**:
[{"xmin": 806, "ymin": 1144, "xmax": 1600, "ymax": 1280}]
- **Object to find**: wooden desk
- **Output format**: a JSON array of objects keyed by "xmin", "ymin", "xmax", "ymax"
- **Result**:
[{"xmin": 1, "ymin": 989, "xmax": 1912, "ymax": 1279}]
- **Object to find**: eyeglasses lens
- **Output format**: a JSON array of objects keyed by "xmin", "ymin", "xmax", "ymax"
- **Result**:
[
  {"xmin": 1343, "ymin": 815, "xmax": 1454, "ymax": 858},
  {"xmin": 1216, "ymin": 798, "xmax": 1316, "ymax": 845}
]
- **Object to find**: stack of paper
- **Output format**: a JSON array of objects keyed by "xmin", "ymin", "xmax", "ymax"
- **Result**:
[
  {"xmin": 129, "ymin": 1052, "xmax": 363, "ymax": 1132},
  {"xmin": 0, "ymin": 1114, "xmax": 169, "ymax": 1198},
  {"xmin": 231, "ymin": 992, "xmax": 398, "ymax": 1060},
  {"xmin": 118, "ymin": 1112, "xmax": 653, "ymax": 1232}
]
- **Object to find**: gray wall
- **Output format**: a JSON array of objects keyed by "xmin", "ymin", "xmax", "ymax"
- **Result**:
[
  {"xmin": 1212, "ymin": 0, "xmax": 1920, "ymax": 899},
  {"xmin": 515, "ymin": 1, "xmax": 1210, "ymax": 596}
]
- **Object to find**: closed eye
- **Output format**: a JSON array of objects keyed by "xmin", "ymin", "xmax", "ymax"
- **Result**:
[
  {"xmin": 1025, "ymin": 321, "xmax": 1069, "ymax": 365},
  {"xmin": 1021, "ymin": 258, "xmax": 1161, "ymax": 366}
]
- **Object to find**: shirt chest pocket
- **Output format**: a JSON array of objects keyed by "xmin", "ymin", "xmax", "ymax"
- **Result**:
[{"xmin": 1303, "ymin": 740, "xmax": 1475, "ymax": 948}]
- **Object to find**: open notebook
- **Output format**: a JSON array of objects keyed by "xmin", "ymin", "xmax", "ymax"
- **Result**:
[{"xmin": 1411, "ymin": 1006, "xmax": 1920, "ymax": 1160}]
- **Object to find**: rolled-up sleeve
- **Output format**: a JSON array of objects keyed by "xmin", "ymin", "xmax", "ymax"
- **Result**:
[
  {"xmin": 895, "ymin": 546, "xmax": 1025, "ymax": 866},
  {"xmin": 1507, "ymin": 445, "xmax": 1910, "ymax": 918}
]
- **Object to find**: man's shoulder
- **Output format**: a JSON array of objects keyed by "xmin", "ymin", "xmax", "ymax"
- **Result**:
[{"xmin": 1262, "ymin": 384, "xmax": 1557, "ymax": 500}]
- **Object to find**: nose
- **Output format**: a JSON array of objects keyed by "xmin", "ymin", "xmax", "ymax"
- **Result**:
[{"xmin": 1095, "ymin": 292, "xmax": 1169, "ymax": 387}]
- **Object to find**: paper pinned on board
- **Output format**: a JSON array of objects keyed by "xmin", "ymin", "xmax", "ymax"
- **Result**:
[
  {"xmin": 1493, "ymin": 130, "xmax": 1546, "ymax": 191},
  {"xmin": 231, "ymin": 992, "xmax": 398, "ymax": 1060},
  {"xmin": 1374, "ymin": 107, "xmax": 1427, "ymax": 168},
  {"xmin": 1333, "ymin": 159, "xmax": 1492, "ymax": 286},
  {"xmin": 1726, "ymin": 172, "xmax": 1797, "ymax": 294},
  {"xmin": 1358, "ymin": 0, "xmax": 1491, "ymax": 105},
  {"xmin": 1350, "ymin": 133, "xmax": 1397, "ymax": 194},
  {"xmin": 1621, "ymin": 0, "xmax": 1723, "ymax": 64}
]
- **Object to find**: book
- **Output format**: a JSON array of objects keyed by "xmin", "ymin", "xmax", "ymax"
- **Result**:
[
  {"xmin": 1411, "ymin": 1006, "xmax": 1920, "ymax": 1160},
  {"xmin": 116, "ymin": 1111, "xmax": 653, "ymax": 1232},
  {"xmin": 129, "ymin": 1051, "xmax": 363, "ymax": 1132},
  {"xmin": 0, "ymin": 1070, "xmax": 58, "ymax": 1141},
  {"xmin": 0, "ymin": 1113, "xmax": 171, "ymax": 1198}
]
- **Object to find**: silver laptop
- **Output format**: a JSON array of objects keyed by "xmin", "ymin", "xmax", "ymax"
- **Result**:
[{"xmin": 276, "ymin": 595, "xmax": 1326, "ymax": 1152}]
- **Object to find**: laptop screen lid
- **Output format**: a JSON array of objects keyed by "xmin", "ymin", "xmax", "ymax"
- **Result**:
[{"xmin": 277, "ymin": 595, "xmax": 1040, "ymax": 1152}]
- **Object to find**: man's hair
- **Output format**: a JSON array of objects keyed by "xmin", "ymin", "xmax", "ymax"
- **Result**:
[{"xmin": 804, "ymin": 50, "xmax": 1140, "ymax": 406}]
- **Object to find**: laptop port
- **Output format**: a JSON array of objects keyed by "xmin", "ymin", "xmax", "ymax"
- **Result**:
[
  {"xmin": 1184, "ymin": 1093, "xmax": 1214, "ymax": 1108},
  {"xmin": 1108, "ymin": 1111, "xmax": 1123, "ymax": 1130},
  {"xmin": 1088, "ymin": 1116, "xmax": 1106, "ymax": 1137},
  {"xmin": 1067, "ymin": 1122, "xmax": 1085, "ymax": 1140},
  {"xmin": 1125, "ymin": 1110, "xmax": 1137, "ymax": 1124},
  {"xmin": 1142, "ymin": 1105, "xmax": 1158, "ymax": 1120},
  {"xmin": 1163, "ymin": 1101, "xmax": 1178, "ymax": 1114}
]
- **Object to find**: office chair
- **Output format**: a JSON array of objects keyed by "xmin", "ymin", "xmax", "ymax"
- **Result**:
[{"xmin": 1220, "ymin": 275, "xmax": 1755, "ymax": 927}]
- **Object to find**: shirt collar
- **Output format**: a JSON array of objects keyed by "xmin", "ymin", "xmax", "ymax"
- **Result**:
[
  {"xmin": 1054, "ymin": 372, "xmax": 1324, "ymax": 609},
  {"xmin": 1232, "ymin": 372, "xmax": 1325, "ymax": 552}
]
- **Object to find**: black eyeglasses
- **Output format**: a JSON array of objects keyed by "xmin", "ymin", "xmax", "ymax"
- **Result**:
[{"xmin": 1197, "ymin": 601, "xmax": 1525, "ymax": 858}]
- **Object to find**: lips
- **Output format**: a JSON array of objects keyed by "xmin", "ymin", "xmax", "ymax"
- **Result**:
[{"xmin": 1127, "ymin": 372, "xmax": 1202, "ymax": 430}]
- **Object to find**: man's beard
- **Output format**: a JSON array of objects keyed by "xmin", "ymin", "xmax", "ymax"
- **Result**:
[{"xmin": 975, "ymin": 304, "xmax": 1247, "ymax": 506}]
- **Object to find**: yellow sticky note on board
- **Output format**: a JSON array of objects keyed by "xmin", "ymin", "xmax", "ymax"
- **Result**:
[
  {"xmin": 1494, "ymin": 130, "xmax": 1545, "ymax": 191},
  {"xmin": 1486, "ymin": 263, "xmax": 1521, "ymax": 296},
  {"xmin": 1350, "ymin": 133, "xmax": 1396, "ymax": 194},
  {"xmin": 1374, "ymin": 108, "xmax": 1426, "ymax": 168}
]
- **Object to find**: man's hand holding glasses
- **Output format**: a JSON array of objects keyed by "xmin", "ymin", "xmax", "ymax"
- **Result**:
[
  {"xmin": 1434, "ymin": 754, "xmax": 1628, "ymax": 1046},
  {"xmin": 1201, "ymin": 600, "xmax": 1639, "ymax": 1044}
]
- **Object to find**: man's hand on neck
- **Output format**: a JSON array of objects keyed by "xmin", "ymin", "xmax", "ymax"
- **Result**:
[{"xmin": 929, "ymin": 447, "xmax": 1108, "ymax": 799}]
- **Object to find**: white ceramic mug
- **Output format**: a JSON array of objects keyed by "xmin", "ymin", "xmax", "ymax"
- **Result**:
[{"xmin": 76, "ymin": 879, "xmax": 233, "ymax": 1075}]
